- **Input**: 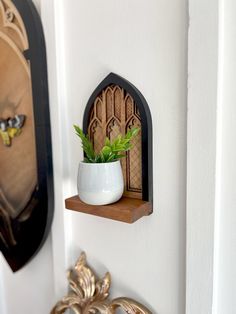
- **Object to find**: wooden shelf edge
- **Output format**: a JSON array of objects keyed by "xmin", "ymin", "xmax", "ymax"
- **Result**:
[{"xmin": 65, "ymin": 195, "xmax": 152, "ymax": 224}]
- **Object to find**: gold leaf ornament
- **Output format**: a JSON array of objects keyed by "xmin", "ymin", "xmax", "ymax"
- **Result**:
[{"xmin": 51, "ymin": 253, "xmax": 152, "ymax": 314}]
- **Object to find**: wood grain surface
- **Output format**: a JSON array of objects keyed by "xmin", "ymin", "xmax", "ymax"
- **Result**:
[{"xmin": 65, "ymin": 195, "xmax": 152, "ymax": 223}]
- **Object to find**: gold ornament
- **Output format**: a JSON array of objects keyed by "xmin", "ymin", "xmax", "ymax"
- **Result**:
[{"xmin": 51, "ymin": 252, "xmax": 152, "ymax": 314}]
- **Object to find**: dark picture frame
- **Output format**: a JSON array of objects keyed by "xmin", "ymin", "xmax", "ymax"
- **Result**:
[{"xmin": 0, "ymin": 0, "xmax": 54, "ymax": 271}]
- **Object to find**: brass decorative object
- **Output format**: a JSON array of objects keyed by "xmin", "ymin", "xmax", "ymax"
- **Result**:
[{"xmin": 51, "ymin": 252, "xmax": 152, "ymax": 314}]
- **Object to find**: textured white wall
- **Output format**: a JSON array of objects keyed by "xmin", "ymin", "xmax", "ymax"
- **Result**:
[{"xmin": 62, "ymin": 0, "xmax": 188, "ymax": 313}]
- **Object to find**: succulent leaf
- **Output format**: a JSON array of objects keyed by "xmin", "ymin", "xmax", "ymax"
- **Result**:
[{"xmin": 74, "ymin": 124, "xmax": 140, "ymax": 163}]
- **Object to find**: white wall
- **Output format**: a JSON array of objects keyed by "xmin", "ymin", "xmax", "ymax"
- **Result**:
[
  {"xmin": 0, "ymin": 238, "xmax": 54, "ymax": 314},
  {"xmin": 0, "ymin": 0, "xmax": 188, "ymax": 313},
  {"xmin": 187, "ymin": 1, "xmax": 236, "ymax": 313},
  {"xmin": 62, "ymin": 0, "xmax": 188, "ymax": 313},
  {"xmin": 214, "ymin": 1, "xmax": 236, "ymax": 313},
  {"xmin": 186, "ymin": 1, "xmax": 220, "ymax": 313},
  {"xmin": 0, "ymin": 261, "xmax": 6, "ymax": 314},
  {"xmin": 2, "ymin": 0, "xmax": 236, "ymax": 313}
]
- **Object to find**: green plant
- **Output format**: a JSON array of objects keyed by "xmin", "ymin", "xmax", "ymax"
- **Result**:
[{"xmin": 74, "ymin": 125, "xmax": 140, "ymax": 163}]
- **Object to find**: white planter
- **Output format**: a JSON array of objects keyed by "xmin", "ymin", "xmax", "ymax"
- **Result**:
[{"xmin": 77, "ymin": 160, "xmax": 124, "ymax": 205}]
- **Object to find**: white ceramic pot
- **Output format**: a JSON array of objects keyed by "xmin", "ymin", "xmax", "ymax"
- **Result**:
[{"xmin": 77, "ymin": 160, "xmax": 124, "ymax": 205}]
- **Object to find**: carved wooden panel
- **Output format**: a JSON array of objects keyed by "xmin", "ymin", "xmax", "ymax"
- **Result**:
[
  {"xmin": 88, "ymin": 85, "xmax": 142, "ymax": 199},
  {"xmin": 84, "ymin": 73, "xmax": 153, "ymax": 204},
  {"xmin": 0, "ymin": 0, "xmax": 53, "ymax": 271}
]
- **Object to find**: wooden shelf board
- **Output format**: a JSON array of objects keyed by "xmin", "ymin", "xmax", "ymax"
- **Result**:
[{"xmin": 65, "ymin": 195, "xmax": 152, "ymax": 224}]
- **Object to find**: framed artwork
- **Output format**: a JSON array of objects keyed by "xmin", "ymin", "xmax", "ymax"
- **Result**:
[{"xmin": 0, "ymin": 0, "xmax": 53, "ymax": 271}]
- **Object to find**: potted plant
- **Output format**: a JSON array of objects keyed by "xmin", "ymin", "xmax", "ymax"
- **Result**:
[{"xmin": 74, "ymin": 125, "xmax": 140, "ymax": 205}]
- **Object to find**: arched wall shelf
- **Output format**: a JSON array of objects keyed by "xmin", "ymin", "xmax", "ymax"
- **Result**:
[{"xmin": 66, "ymin": 73, "xmax": 153, "ymax": 223}]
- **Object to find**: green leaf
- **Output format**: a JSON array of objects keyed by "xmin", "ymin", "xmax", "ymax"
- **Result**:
[
  {"xmin": 74, "ymin": 125, "xmax": 140, "ymax": 163},
  {"xmin": 102, "ymin": 146, "xmax": 112, "ymax": 155},
  {"xmin": 106, "ymin": 153, "xmax": 116, "ymax": 162},
  {"xmin": 105, "ymin": 137, "xmax": 110, "ymax": 146},
  {"xmin": 74, "ymin": 124, "xmax": 95, "ymax": 162}
]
